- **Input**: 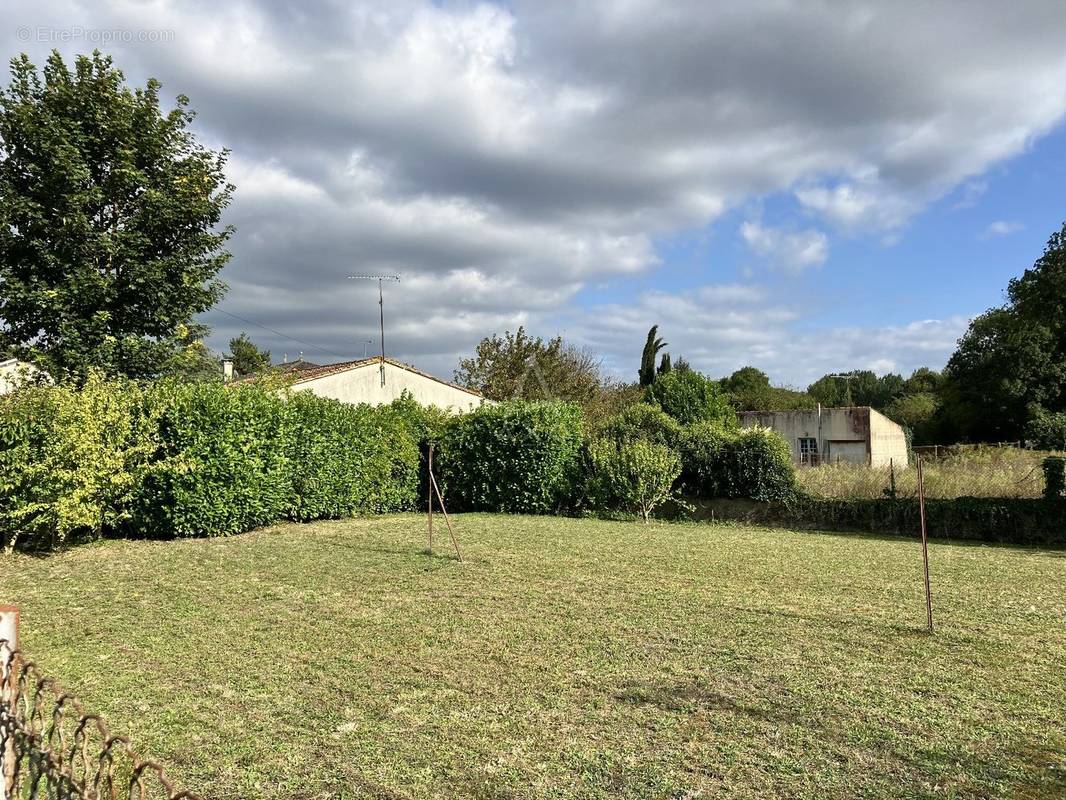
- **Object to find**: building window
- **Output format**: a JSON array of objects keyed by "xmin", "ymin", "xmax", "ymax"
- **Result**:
[{"xmin": 798, "ymin": 437, "xmax": 819, "ymax": 466}]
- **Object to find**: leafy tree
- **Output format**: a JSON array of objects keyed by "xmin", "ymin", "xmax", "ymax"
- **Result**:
[
  {"xmin": 638, "ymin": 325, "xmax": 667, "ymax": 386},
  {"xmin": 904, "ymin": 367, "xmax": 943, "ymax": 395},
  {"xmin": 942, "ymin": 222, "xmax": 1066, "ymax": 441},
  {"xmin": 586, "ymin": 438, "xmax": 681, "ymax": 523},
  {"xmin": 645, "ymin": 368, "xmax": 735, "ymax": 427},
  {"xmin": 808, "ymin": 370, "xmax": 904, "ymax": 409},
  {"xmin": 455, "ymin": 326, "xmax": 605, "ymax": 405},
  {"xmin": 721, "ymin": 366, "xmax": 773, "ymax": 410},
  {"xmin": 227, "ymin": 332, "xmax": 271, "ymax": 378},
  {"xmin": 883, "ymin": 392, "xmax": 940, "ymax": 444},
  {"xmin": 164, "ymin": 321, "xmax": 221, "ymax": 383},
  {"xmin": 0, "ymin": 51, "xmax": 233, "ymax": 382}
]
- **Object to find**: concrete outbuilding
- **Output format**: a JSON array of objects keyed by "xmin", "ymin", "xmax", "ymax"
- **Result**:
[
  {"xmin": 738, "ymin": 406, "xmax": 908, "ymax": 467},
  {"xmin": 276, "ymin": 357, "xmax": 488, "ymax": 411}
]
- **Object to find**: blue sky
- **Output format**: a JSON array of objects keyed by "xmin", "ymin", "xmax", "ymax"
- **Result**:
[{"xmin": 5, "ymin": 1, "xmax": 1065, "ymax": 386}]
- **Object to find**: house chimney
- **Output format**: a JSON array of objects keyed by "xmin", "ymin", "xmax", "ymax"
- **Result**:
[{"xmin": 222, "ymin": 359, "xmax": 234, "ymax": 382}]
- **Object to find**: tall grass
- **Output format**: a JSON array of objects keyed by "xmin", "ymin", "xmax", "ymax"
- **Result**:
[{"xmin": 796, "ymin": 446, "xmax": 1059, "ymax": 500}]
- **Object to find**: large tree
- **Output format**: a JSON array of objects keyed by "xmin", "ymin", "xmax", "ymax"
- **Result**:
[
  {"xmin": 455, "ymin": 326, "xmax": 605, "ymax": 404},
  {"xmin": 942, "ymin": 221, "xmax": 1066, "ymax": 442},
  {"xmin": 0, "ymin": 51, "xmax": 233, "ymax": 382}
]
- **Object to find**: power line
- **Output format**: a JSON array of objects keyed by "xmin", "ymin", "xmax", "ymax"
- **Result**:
[{"xmin": 214, "ymin": 309, "xmax": 351, "ymax": 361}]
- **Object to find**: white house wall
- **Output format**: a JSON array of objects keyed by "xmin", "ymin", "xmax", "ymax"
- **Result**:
[{"xmin": 290, "ymin": 361, "xmax": 486, "ymax": 412}]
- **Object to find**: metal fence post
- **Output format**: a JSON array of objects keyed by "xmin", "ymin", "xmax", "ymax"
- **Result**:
[{"xmin": 0, "ymin": 606, "xmax": 18, "ymax": 800}]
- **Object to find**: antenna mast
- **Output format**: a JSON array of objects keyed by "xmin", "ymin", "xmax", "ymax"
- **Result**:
[{"xmin": 348, "ymin": 275, "xmax": 400, "ymax": 386}]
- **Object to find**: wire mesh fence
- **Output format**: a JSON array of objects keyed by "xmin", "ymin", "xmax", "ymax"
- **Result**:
[
  {"xmin": 795, "ymin": 447, "xmax": 1061, "ymax": 500},
  {"xmin": 0, "ymin": 639, "xmax": 200, "ymax": 800}
]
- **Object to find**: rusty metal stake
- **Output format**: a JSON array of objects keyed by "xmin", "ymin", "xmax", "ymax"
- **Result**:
[
  {"xmin": 917, "ymin": 456, "xmax": 934, "ymax": 633},
  {"xmin": 430, "ymin": 474, "xmax": 463, "ymax": 563},
  {"xmin": 427, "ymin": 444, "xmax": 434, "ymax": 554}
]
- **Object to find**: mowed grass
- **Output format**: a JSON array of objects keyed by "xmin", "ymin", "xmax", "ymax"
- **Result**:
[{"xmin": 2, "ymin": 515, "xmax": 1064, "ymax": 799}]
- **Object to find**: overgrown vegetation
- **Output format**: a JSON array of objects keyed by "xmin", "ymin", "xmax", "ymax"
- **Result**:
[
  {"xmin": 795, "ymin": 446, "xmax": 1057, "ymax": 500},
  {"xmin": 585, "ymin": 438, "xmax": 681, "ymax": 522}
]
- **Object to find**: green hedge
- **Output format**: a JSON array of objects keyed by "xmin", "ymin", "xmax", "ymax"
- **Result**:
[
  {"xmin": 0, "ymin": 375, "xmax": 150, "ymax": 551},
  {"xmin": 438, "ymin": 401, "xmax": 584, "ymax": 514},
  {"xmin": 678, "ymin": 422, "xmax": 796, "ymax": 502},
  {"xmin": 0, "ymin": 378, "xmax": 422, "ymax": 549},
  {"xmin": 132, "ymin": 382, "xmax": 291, "ymax": 538},
  {"xmin": 682, "ymin": 495, "xmax": 1066, "ymax": 546}
]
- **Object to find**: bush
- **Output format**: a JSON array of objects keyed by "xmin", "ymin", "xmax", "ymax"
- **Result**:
[
  {"xmin": 0, "ymin": 374, "xmax": 149, "ymax": 551},
  {"xmin": 131, "ymin": 381, "xmax": 291, "ymax": 538},
  {"xmin": 598, "ymin": 403, "xmax": 682, "ymax": 449},
  {"xmin": 678, "ymin": 423, "xmax": 795, "ymax": 502},
  {"xmin": 282, "ymin": 393, "xmax": 419, "ymax": 520},
  {"xmin": 645, "ymin": 369, "xmax": 735, "ymax": 426},
  {"xmin": 1026, "ymin": 407, "xmax": 1066, "ymax": 450},
  {"xmin": 586, "ymin": 438, "xmax": 681, "ymax": 522},
  {"xmin": 438, "ymin": 401, "xmax": 584, "ymax": 514}
]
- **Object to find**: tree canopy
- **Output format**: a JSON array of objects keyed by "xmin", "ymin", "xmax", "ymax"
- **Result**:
[
  {"xmin": 942, "ymin": 221, "xmax": 1066, "ymax": 443},
  {"xmin": 227, "ymin": 332, "xmax": 272, "ymax": 378},
  {"xmin": 0, "ymin": 51, "xmax": 233, "ymax": 382}
]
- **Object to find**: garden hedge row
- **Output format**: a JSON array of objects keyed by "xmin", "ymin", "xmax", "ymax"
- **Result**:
[
  {"xmin": 0, "ymin": 377, "xmax": 423, "ymax": 550},
  {"xmin": 678, "ymin": 495, "xmax": 1066, "ymax": 546},
  {"xmin": 0, "ymin": 378, "xmax": 801, "ymax": 550}
]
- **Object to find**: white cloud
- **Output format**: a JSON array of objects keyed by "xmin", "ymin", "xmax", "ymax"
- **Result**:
[
  {"xmin": 981, "ymin": 220, "xmax": 1025, "ymax": 239},
  {"xmin": 1, "ymin": 1, "xmax": 1063, "ymax": 374},
  {"xmin": 575, "ymin": 287, "xmax": 970, "ymax": 386},
  {"xmin": 740, "ymin": 221, "xmax": 828, "ymax": 271}
]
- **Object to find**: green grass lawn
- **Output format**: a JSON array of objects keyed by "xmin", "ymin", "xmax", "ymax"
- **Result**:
[{"xmin": 2, "ymin": 515, "xmax": 1064, "ymax": 799}]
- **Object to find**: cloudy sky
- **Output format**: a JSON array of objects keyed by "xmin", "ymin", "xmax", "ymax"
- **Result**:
[{"xmin": 6, "ymin": 1, "xmax": 1066, "ymax": 386}]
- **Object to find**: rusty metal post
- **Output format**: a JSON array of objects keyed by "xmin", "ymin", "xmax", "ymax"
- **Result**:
[
  {"xmin": 427, "ymin": 444, "xmax": 434, "ymax": 553},
  {"xmin": 0, "ymin": 606, "xmax": 19, "ymax": 800},
  {"xmin": 430, "ymin": 474, "xmax": 464, "ymax": 563},
  {"xmin": 917, "ymin": 457, "xmax": 934, "ymax": 633}
]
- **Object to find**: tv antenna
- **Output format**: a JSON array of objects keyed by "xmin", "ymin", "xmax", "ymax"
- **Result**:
[{"xmin": 348, "ymin": 275, "xmax": 400, "ymax": 386}]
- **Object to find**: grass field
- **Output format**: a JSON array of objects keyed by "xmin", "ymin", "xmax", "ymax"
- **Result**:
[{"xmin": 2, "ymin": 515, "xmax": 1064, "ymax": 799}]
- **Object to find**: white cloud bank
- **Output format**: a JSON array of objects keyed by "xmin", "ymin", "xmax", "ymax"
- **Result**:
[{"xmin": 1, "ymin": 1, "xmax": 1063, "ymax": 380}]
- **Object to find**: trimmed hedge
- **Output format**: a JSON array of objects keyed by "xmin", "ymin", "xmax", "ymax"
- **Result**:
[
  {"xmin": 0, "ymin": 375, "xmax": 150, "ymax": 551},
  {"xmin": 678, "ymin": 422, "xmax": 796, "ymax": 502},
  {"xmin": 132, "ymin": 382, "xmax": 291, "ymax": 538},
  {"xmin": 681, "ymin": 495, "xmax": 1066, "ymax": 546},
  {"xmin": 0, "ymin": 377, "xmax": 422, "ymax": 549},
  {"xmin": 438, "ymin": 401, "xmax": 584, "ymax": 514}
]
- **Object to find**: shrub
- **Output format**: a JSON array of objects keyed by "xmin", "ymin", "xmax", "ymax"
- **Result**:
[
  {"xmin": 1026, "ymin": 408, "xmax": 1066, "ymax": 450},
  {"xmin": 130, "ymin": 381, "xmax": 291, "ymax": 538},
  {"xmin": 645, "ymin": 369, "xmax": 734, "ymax": 426},
  {"xmin": 678, "ymin": 422, "xmax": 795, "ymax": 502},
  {"xmin": 438, "ymin": 401, "xmax": 584, "ymax": 514},
  {"xmin": 282, "ymin": 393, "xmax": 419, "ymax": 520},
  {"xmin": 598, "ymin": 403, "xmax": 682, "ymax": 449},
  {"xmin": 586, "ymin": 438, "xmax": 681, "ymax": 522},
  {"xmin": 0, "ymin": 374, "xmax": 149, "ymax": 551}
]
